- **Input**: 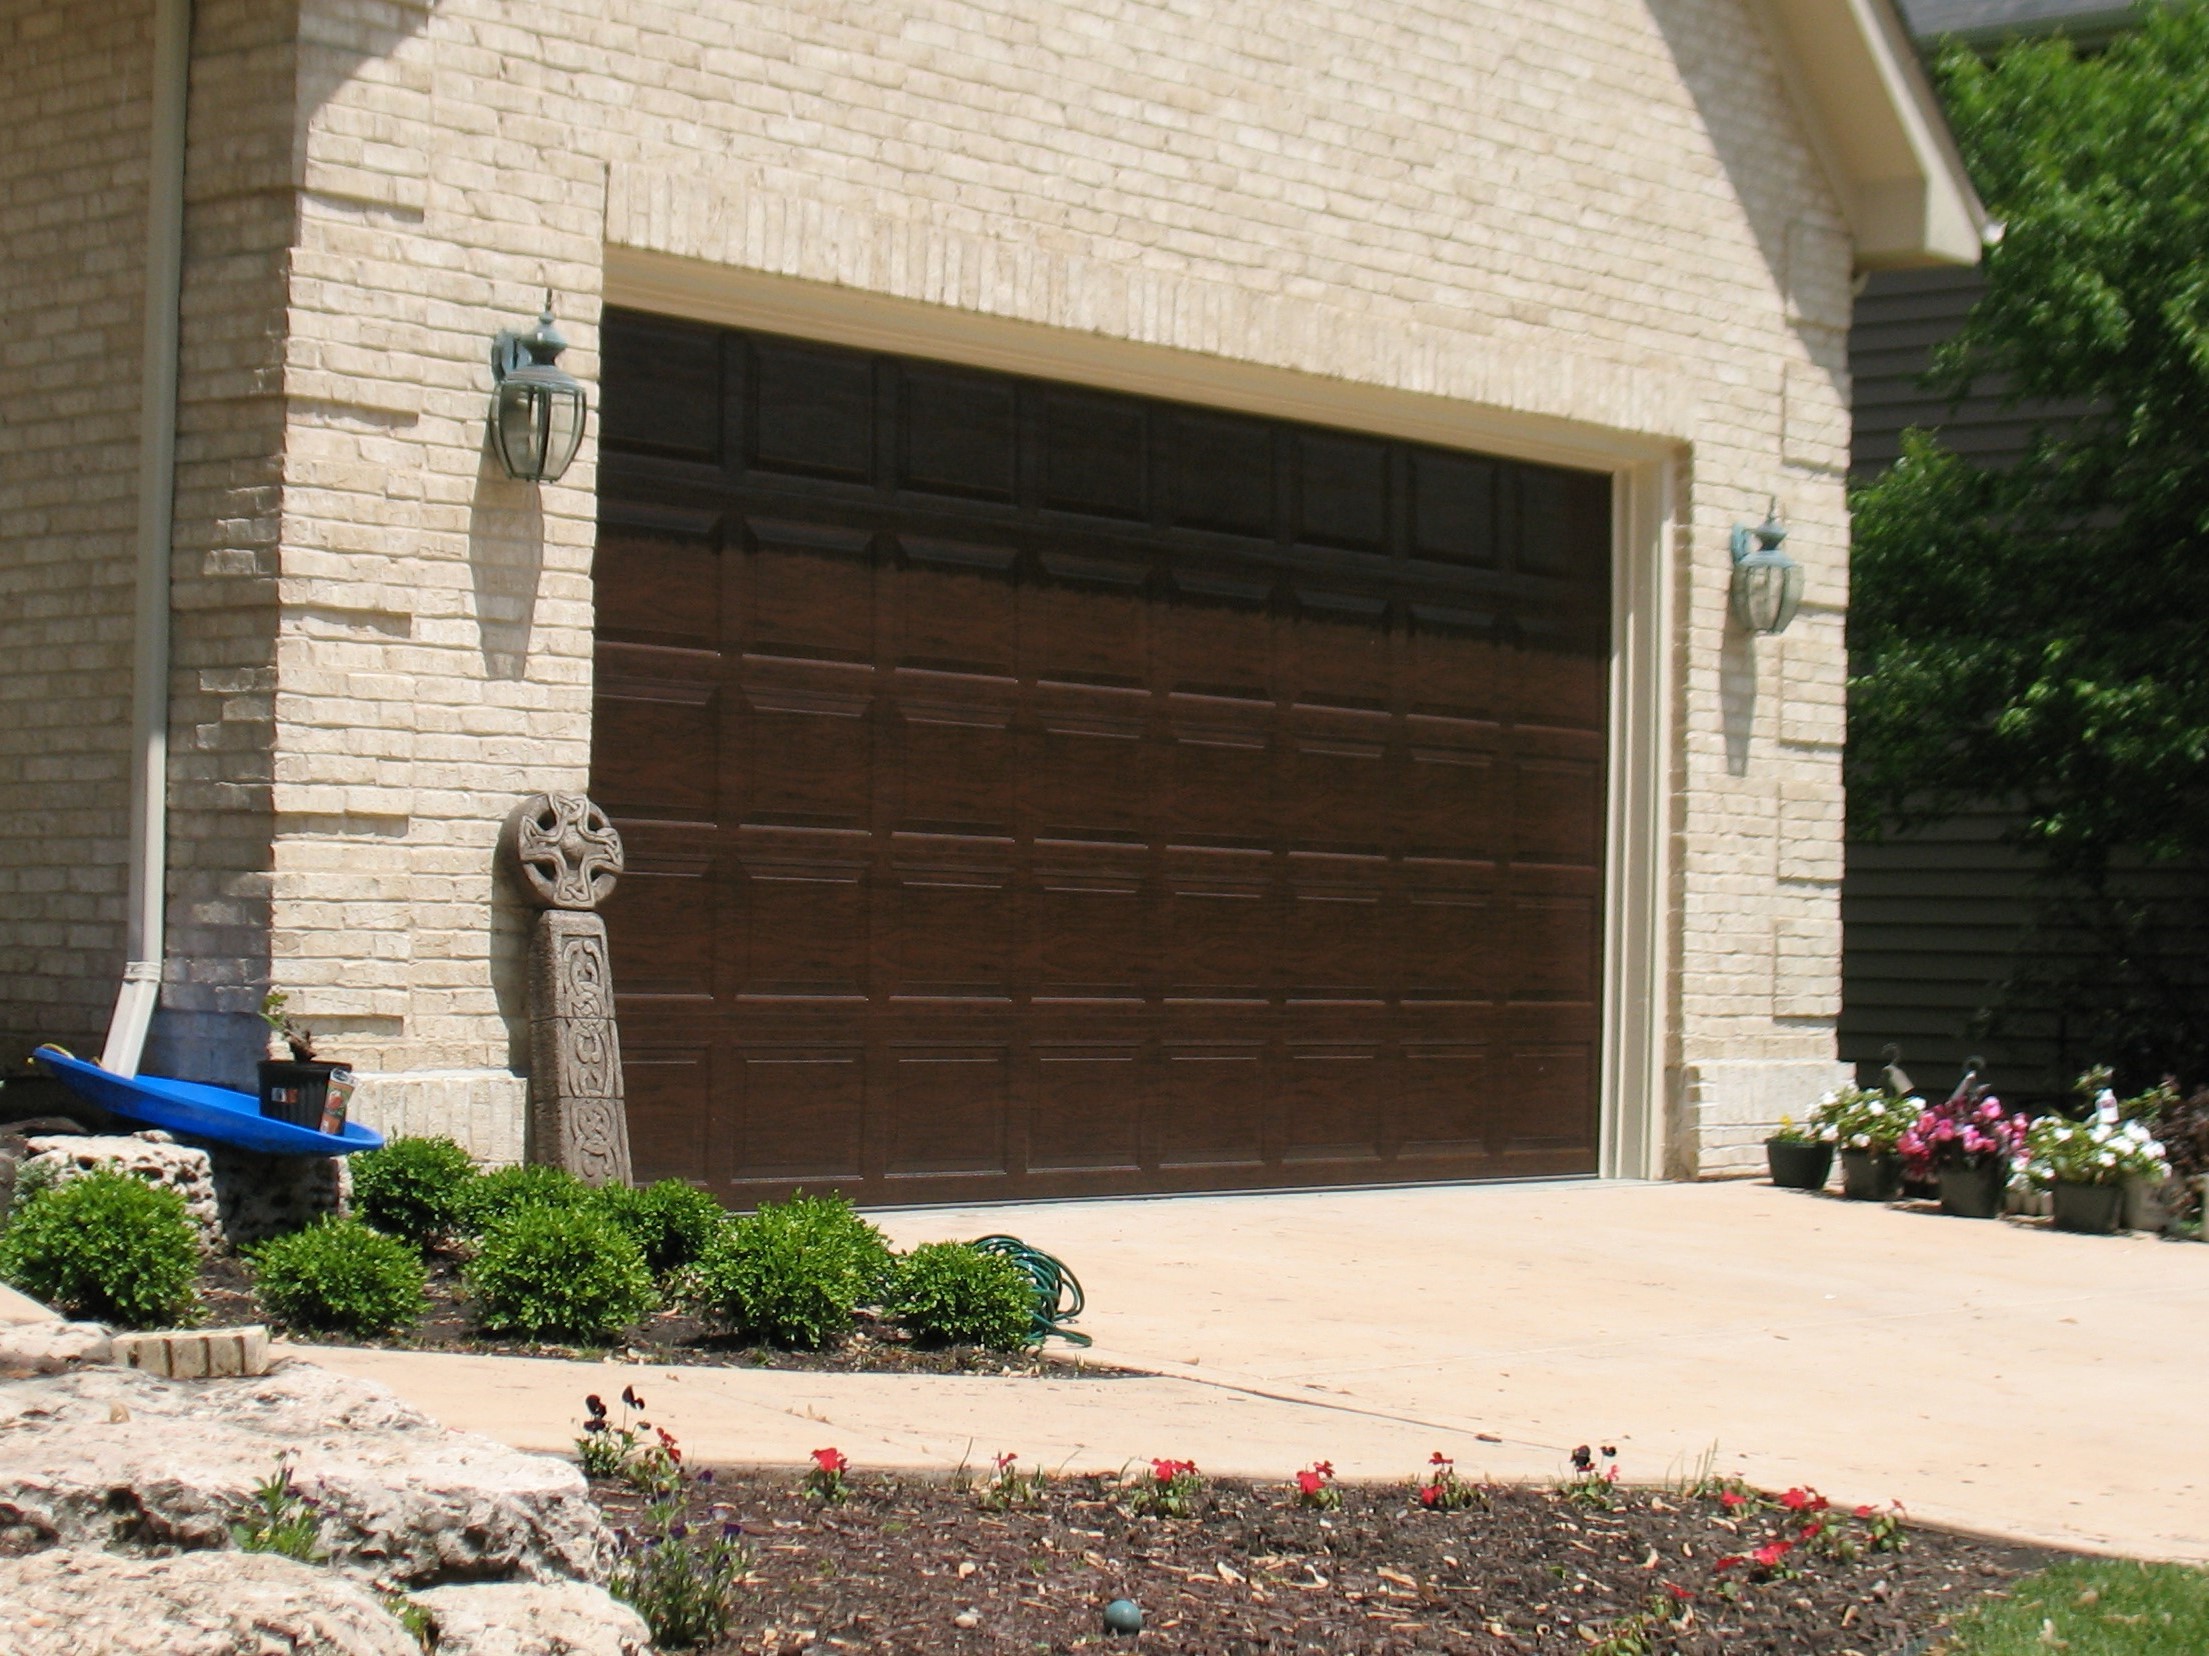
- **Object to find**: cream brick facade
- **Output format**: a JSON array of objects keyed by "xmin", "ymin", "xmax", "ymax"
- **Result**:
[{"xmin": 0, "ymin": 0, "xmax": 1953, "ymax": 1175}]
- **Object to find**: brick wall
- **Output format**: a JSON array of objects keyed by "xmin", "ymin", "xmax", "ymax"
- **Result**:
[
  {"xmin": 0, "ymin": 1, "xmax": 156, "ymax": 1060},
  {"xmin": 5, "ymin": 0, "xmax": 1861, "ymax": 1169}
]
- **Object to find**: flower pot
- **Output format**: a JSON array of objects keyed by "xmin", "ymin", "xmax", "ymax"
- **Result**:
[
  {"xmin": 2122, "ymin": 1174, "xmax": 2170, "ymax": 1233},
  {"xmin": 257, "ymin": 1059, "xmax": 349, "ymax": 1132},
  {"xmin": 2052, "ymin": 1180, "xmax": 2125, "ymax": 1235},
  {"xmin": 1938, "ymin": 1159, "xmax": 2007, "ymax": 1220},
  {"xmin": 1766, "ymin": 1139, "xmax": 1833, "ymax": 1191},
  {"xmin": 1839, "ymin": 1149, "xmax": 1903, "ymax": 1202}
]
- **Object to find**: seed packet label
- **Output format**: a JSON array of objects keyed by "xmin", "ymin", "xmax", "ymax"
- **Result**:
[{"xmin": 320, "ymin": 1066, "xmax": 355, "ymax": 1137}]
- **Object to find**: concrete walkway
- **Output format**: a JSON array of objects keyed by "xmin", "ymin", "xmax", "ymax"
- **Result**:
[{"xmin": 301, "ymin": 1179, "xmax": 2209, "ymax": 1562}]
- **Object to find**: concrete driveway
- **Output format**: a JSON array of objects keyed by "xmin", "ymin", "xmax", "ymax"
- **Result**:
[{"xmin": 305, "ymin": 1178, "xmax": 2209, "ymax": 1562}]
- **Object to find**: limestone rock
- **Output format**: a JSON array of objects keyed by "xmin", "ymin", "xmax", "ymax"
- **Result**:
[
  {"xmin": 0, "ymin": 1548, "xmax": 421, "ymax": 1655},
  {"xmin": 21, "ymin": 1132, "xmax": 221, "ymax": 1247},
  {"xmin": 413, "ymin": 1581, "xmax": 653, "ymax": 1656},
  {"xmin": 0, "ymin": 1318, "xmax": 112, "ymax": 1374},
  {"xmin": 0, "ymin": 1361, "xmax": 611, "ymax": 1585}
]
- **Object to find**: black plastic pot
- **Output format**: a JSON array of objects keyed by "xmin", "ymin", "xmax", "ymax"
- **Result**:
[
  {"xmin": 1839, "ymin": 1148, "xmax": 1903, "ymax": 1202},
  {"xmin": 1766, "ymin": 1139, "xmax": 1833, "ymax": 1191},
  {"xmin": 258, "ymin": 1059, "xmax": 339, "ymax": 1128},
  {"xmin": 2052, "ymin": 1180, "xmax": 2125, "ymax": 1235},
  {"xmin": 1938, "ymin": 1159, "xmax": 2008, "ymax": 1220}
]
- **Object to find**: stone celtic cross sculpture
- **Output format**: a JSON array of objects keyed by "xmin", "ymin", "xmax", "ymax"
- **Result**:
[{"xmin": 502, "ymin": 793, "xmax": 633, "ymax": 1185}]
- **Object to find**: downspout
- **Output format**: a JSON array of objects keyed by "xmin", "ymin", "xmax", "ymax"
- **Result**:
[{"xmin": 100, "ymin": 0, "xmax": 192, "ymax": 1076}]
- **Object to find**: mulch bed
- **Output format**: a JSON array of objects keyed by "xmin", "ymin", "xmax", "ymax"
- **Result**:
[
  {"xmin": 592, "ymin": 1468, "xmax": 2058, "ymax": 1655},
  {"xmin": 196, "ymin": 1253, "xmax": 1121, "ymax": 1378}
]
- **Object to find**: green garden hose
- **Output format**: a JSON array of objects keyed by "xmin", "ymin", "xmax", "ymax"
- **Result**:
[{"xmin": 968, "ymin": 1234, "xmax": 1091, "ymax": 1348}]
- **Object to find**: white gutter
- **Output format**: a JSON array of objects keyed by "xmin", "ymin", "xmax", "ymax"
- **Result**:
[{"xmin": 100, "ymin": 0, "xmax": 192, "ymax": 1076}]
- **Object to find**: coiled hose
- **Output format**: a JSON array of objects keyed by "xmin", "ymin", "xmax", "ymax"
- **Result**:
[{"xmin": 967, "ymin": 1234, "xmax": 1091, "ymax": 1348}]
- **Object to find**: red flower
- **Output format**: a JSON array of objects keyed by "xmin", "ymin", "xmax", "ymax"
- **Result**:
[
  {"xmin": 1662, "ymin": 1583, "xmax": 1692, "ymax": 1603},
  {"xmin": 994, "ymin": 1452, "xmax": 1017, "ymax": 1472},
  {"xmin": 811, "ymin": 1447, "xmax": 848, "ymax": 1474},
  {"xmin": 1719, "ymin": 1491, "xmax": 1747, "ymax": 1509},
  {"xmin": 1151, "ymin": 1458, "xmax": 1195, "ymax": 1483},
  {"xmin": 1713, "ymin": 1554, "xmax": 1747, "ymax": 1571},
  {"xmin": 1780, "ymin": 1488, "xmax": 1810, "ymax": 1511},
  {"xmin": 1314, "ymin": 1461, "xmax": 1334, "ymax": 1479},
  {"xmin": 1295, "ymin": 1469, "xmax": 1327, "ymax": 1496},
  {"xmin": 1431, "ymin": 1451, "xmax": 1452, "ymax": 1467},
  {"xmin": 1852, "ymin": 1504, "xmax": 1877, "ymax": 1520},
  {"xmin": 1752, "ymin": 1540, "xmax": 1794, "ymax": 1569},
  {"xmin": 1419, "ymin": 1484, "xmax": 1443, "ymax": 1508}
]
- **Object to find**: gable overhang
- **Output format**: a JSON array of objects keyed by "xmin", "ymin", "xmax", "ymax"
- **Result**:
[{"xmin": 1752, "ymin": 0, "xmax": 1989, "ymax": 269}]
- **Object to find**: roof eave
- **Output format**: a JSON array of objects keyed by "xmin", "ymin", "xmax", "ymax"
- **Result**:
[{"xmin": 1751, "ymin": 0, "xmax": 1990, "ymax": 269}]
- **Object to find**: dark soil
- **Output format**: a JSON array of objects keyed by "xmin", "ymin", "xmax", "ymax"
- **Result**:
[
  {"xmin": 198, "ymin": 1253, "xmax": 1120, "ymax": 1379},
  {"xmin": 592, "ymin": 1469, "xmax": 2056, "ymax": 1655}
]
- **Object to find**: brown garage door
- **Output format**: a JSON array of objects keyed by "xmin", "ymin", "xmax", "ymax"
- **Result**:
[{"xmin": 593, "ymin": 310, "xmax": 1610, "ymax": 1206}]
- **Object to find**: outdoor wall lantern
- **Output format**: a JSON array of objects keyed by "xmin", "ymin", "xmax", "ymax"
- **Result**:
[
  {"xmin": 1729, "ymin": 500, "xmax": 1804, "ymax": 635},
  {"xmin": 489, "ymin": 295, "xmax": 587, "ymax": 483}
]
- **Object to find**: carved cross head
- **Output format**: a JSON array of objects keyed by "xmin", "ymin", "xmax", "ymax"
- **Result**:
[{"xmin": 504, "ymin": 792, "xmax": 624, "ymax": 910}]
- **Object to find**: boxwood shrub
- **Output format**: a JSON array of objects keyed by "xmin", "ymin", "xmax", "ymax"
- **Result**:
[
  {"xmin": 885, "ymin": 1242, "xmax": 1034, "ymax": 1350},
  {"xmin": 691, "ymin": 1192, "xmax": 891, "ymax": 1349},
  {"xmin": 464, "ymin": 1205, "xmax": 655, "ymax": 1343},
  {"xmin": 589, "ymin": 1179, "xmax": 726, "ymax": 1276},
  {"xmin": 251, "ymin": 1217, "xmax": 427, "ymax": 1336},
  {"xmin": 0, "ymin": 1167, "xmax": 200, "ymax": 1328},
  {"xmin": 458, "ymin": 1163, "xmax": 590, "ymax": 1237},
  {"xmin": 349, "ymin": 1136, "xmax": 477, "ymax": 1248}
]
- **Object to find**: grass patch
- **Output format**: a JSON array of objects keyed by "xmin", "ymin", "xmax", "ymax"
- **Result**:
[{"xmin": 1944, "ymin": 1560, "xmax": 2209, "ymax": 1656}]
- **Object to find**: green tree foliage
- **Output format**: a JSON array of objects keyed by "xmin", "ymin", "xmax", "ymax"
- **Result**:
[{"xmin": 1850, "ymin": 7, "xmax": 2209, "ymax": 1079}]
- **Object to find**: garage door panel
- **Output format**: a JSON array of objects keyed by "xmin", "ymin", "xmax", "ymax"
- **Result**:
[
  {"xmin": 624, "ymin": 1045, "xmax": 714, "ymax": 1184},
  {"xmin": 594, "ymin": 680, "xmax": 718, "ymax": 823},
  {"xmin": 1158, "ymin": 1046, "xmax": 1267, "ymax": 1167},
  {"xmin": 1028, "ymin": 1046, "xmax": 1145, "ymax": 1172},
  {"xmin": 1032, "ymin": 719, "xmax": 1150, "ymax": 839},
  {"xmin": 1296, "ymin": 431, "xmax": 1390, "ymax": 553},
  {"xmin": 894, "ymin": 553, "xmax": 1019, "ymax": 674},
  {"xmin": 741, "ymin": 861, "xmax": 868, "ymax": 998},
  {"xmin": 1504, "ymin": 887, "xmax": 1602, "ymax": 1003},
  {"xmin": 739, "ymin": 1048, "xmax": 866, "ymax": 1181},
  {"xmin": 1025, "ymin": 580, "xmax": 1149, "ymax": 686},
  {"xmin": 1162, "ymin": 601, "xmax": 1271, "ymax": 699},
  {"xmin": 600, "ymin": 315, "xmax": 1609, "ymax": 1203},
  {"xmin": 885, "ymin": 872, "xmax": 1014, "ymax": 998},
  {"xmin": 605, "ymin": 847, "xmax": 715, "ymax": 999},
  {"xmin": 741, "ymin": 671, "xmax": 872, "ymax": 829},
  {"xmin": 886, "ymin": 1048, "xmax": 1010, "ymax": 1177},
  {"xmin": 1513, "ymin": 757, "xmax": 1604, "ymax": 866},
  {"xmin": 743, "ymin": 526, "xmax": 876, "ymax": 662},
  {"xmin": 1400, "ymin": 1043, "xmax": 1501, "ymax": 1157},
  {"xmin": 1280, "ymin": 1047, "xmax": 1388, "ymax": 1161},
  {"xmin": 597, "ymin": 530, "xmax": 722, "ymax": 650},
  {"xmin": 1033, "ymin": 877, "xmax": 1148, "ymax": 999},
  {"xmin": 1043, "ymin": 390, "xmax": 1147, "ymax": 519},
  {"xmin": 893, "ymin": 702, "xmax": 1016, "ymax": 835},
  {"xmin": 747, "ymin": 337, "xmax": 875, "ymax": 482},
  {"xmin": 899, "ymin": 364, "xmax": 1018, "ymax": 502}
]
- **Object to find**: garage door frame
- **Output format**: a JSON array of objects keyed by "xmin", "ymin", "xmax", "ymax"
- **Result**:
[{"xmin": 601, "ymin": 250, "xmax": 1677, "ymax": 1184}]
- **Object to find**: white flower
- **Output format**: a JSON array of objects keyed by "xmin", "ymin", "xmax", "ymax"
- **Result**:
[
  {"xmin": 1850, "ymin": 1133, "xmax": 1870, "ymax": 1149},
  {"xmin": 2090, "ymin": 1122, "xmax": 2113, "ymax": 1144},
  {"xmin": 1868, "ymin": 1101, "xmax": 1886, "ymax": 1117},
  {"xmin": 1820, "ymin": 1125, "xmax": 1838, "ymax": 1143},
  {"xmin": 2098, "ymin": 1149, "xmax": 2117, "ymax": 1166},
  {"xmin": 1817, "ymin": 1090, "xmax": 1838, "ymax": 1107}
]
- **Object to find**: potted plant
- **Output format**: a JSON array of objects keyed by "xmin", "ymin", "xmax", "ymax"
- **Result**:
[
  {"xmin": 1816, "ymin": 1085, "xmax": 1920, "ymax": 1201},
  {"xmin": 1898, "ymin": 1066, "xmax": 2024, "ymax": 1220},
  {"xmin": 2026, "ymin": 1093, "xmax": 2171, "ymax": 1235},
  {"xmin": 1765, "ymin": 1114, "xmax": 1836, "ymax": 1190},
  {"xmin": 257, "ymin": 991, "xmax": 353, "ymax": 1135}
]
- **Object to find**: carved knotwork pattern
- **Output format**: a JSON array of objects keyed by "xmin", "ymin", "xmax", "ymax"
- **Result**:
[
  {"xmin": 566, "ymin": 1097, "xmax": 628, "ymax": 1184},
  {"xmin": 509, "ymin": 793, "xmax": 624, "ymax": 910}
]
